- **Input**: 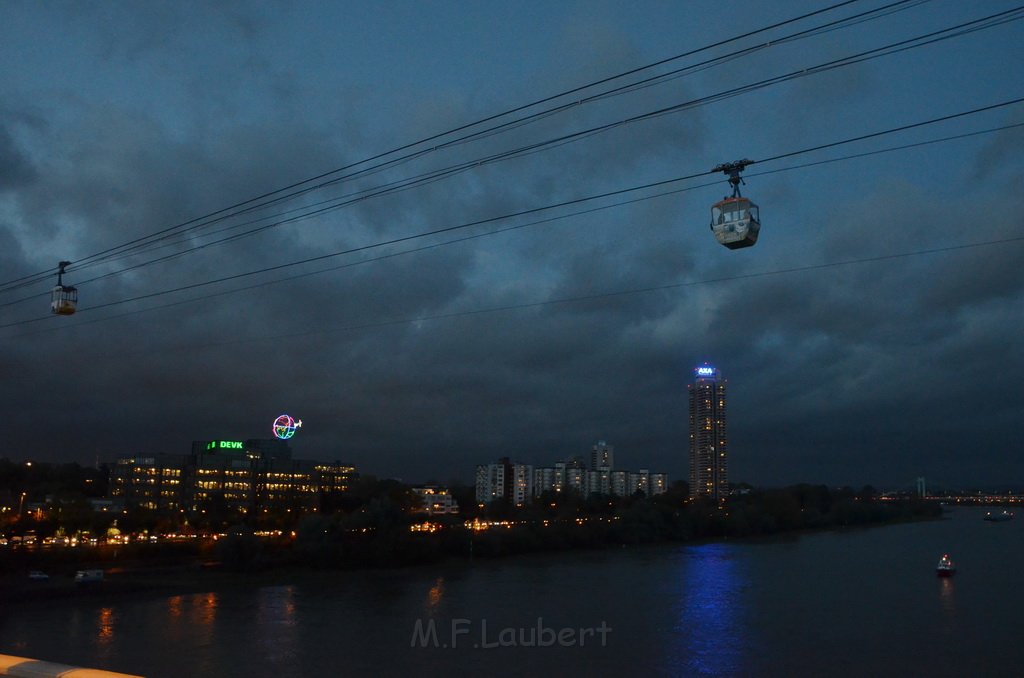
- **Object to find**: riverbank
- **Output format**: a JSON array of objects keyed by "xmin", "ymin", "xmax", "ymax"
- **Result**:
[
  {"xmin": 0, "ymin": 506, "xmax": 944, "ymax": 606},
  {"xmin": 0, "ymin": 563, "xmax": 292, "ymax": 605},
  {"xmin": 3, "ymin": 507, "xmax": 1015, "ymax": 678}
]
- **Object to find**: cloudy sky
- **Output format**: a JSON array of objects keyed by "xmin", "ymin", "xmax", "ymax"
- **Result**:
[{"xmin": 1, "ymin": 0, "xmax": 1022, "ymax": 489}]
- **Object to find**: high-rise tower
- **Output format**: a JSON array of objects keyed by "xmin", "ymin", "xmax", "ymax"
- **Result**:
[
  {"xmin": 591, "ymin": 440, "xmax": 614, "ymax": 470},
  {"xmin": 688, "ymin": 363, "xmax": 728, "ymax": 502}
]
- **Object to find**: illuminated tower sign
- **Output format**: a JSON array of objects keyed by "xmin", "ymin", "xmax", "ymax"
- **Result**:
[
  {"xmin": 688, "ymin": 363, "xmax": 728, "ymax": 502},
  {"xmin": 272, "ymin": 414, "xmax": 303, "ymax": 440}
]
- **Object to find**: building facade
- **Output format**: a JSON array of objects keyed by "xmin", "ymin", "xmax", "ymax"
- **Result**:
[
  {"xmin": 591, "ymin": 441, "xmax": 614, "ymax": 470},
  {"xmin": 530, "ymin": 446, "xmax": 667, "ymax": 500},
  {"xmin": 688, "ymin": 363, "xmax": 728, "ymax": 502},
  {"xmin": 110, "ymin": 439, "xmax": 356, "ymax": 514},
  {"xmin": 411, "ymin": 486, "xmax": 460, "ymax": 515},
  {"xmin": 109, "ymin": 454, "xmax": 189, "ymax": 511},
  {"xmin": 477, "ymin": 442, "xmax": 668, "ymax": 505},
  {"xmin": 475, "ymin": 457, "xmax": 534, "ymax": 506}
]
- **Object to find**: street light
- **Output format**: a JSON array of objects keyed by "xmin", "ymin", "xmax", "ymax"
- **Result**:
[{"xmin": 18, "ymin": 492, "xmax": 27, "ymax": 515}]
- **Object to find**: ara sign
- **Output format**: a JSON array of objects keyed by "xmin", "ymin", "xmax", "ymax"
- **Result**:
[{"xmin": 695, "ymin": 366, "xmax": 717, "ymax": 377}]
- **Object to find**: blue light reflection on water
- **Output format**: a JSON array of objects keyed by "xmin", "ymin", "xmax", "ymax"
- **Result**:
[
  {"xmin": 256, "ymin": 586, "xmax": 299, "ymax": 671},
  {"xmin": 668, "ymin": 542, "xmax": 752, "ymax": 676}
]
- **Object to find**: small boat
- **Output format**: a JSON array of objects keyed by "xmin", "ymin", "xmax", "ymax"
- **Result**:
[
  {"xmin": 74, "ymin": 569, "xmax": 104, "ymax": 585},
  {"xmin": 936, "ymin": 554, "xmax": 956, "ymax": 577},
  {"xmin": 983, "ymin": 510, "xmax": 1014, "ymax": 522}
]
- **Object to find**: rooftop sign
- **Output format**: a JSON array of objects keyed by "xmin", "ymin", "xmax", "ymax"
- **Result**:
[
  {"xmin": 695, "ymin": 365, "xmax": 719, "ymax": 378},
  {"xmin": 206, "ymin": 440, "xmax": 244, "ymax": 451}
]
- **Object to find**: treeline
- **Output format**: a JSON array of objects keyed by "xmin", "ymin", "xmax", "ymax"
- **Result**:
[
  {"xmin": 0, "ymin": 458, "xmax": 109, "ymax": 505},
  {"xmin": 214, "ymin": 482, "xmax": 940, "ymax": 571},
  {"xmin": 1, "ymin": 462, "xmax": 941, "ymax": 574}
]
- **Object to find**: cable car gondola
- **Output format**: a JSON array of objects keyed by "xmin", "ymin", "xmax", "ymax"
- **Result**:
[
  {"xmin": 50, "ymin": 261, "xmax": 77, "ymax": 315},
  {"xmin": 710, "ymin": 159, "xmax": 760, "ymax": 249}
]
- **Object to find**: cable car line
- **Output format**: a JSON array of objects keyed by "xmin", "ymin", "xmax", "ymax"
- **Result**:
[
  {"xmin": 0, "ymin": 2, "xmax": 1002, "ymax": 302},
  {"xmin": 71, "ymin": 1, "xmax": 1002, "ymax": 272},
  {"xmin": 5, "ymin": 178, "xmax": 725, "ymax": 337},
  {"xmin": 2, "ymin": 2, "xmax": 1012, "ymax": 313},
  {"xmin": 0, "ymin": 0, "xmax": 871, "ymax": 293},
  {"xmin": 581, "ymin": 0, "xmax": 932, "ymax": 107},
  {"xmin": 1, "ymin": 111, "xmax": 1020, "ymax": 334},
  {"xmin": 33, "ymin": 1, "xmax": 1024, "ymax": 286},
  {"xmin": 753, "ymin": 122, "xmax": 1024, "ymax": 175},
  {"xmin": 15, "ymin": 110, "xmax": 1016, "ymax": 339},
  {"xmin": 47, "ymin": 233, "xmax": 1024, "ymax": 358},
  {"xmin": 0, "ymin": 0, "xmax": 922, "ymax": 297},
  {"xmin": 2, "ymin": 96, "xmax": 1021, "ymax": 326},
  {"xmin": 756, "ymin": 98, "xmax": 1024, "ymax": 167},
  {"xmin": 169, "ymin": 1, "xmax": 924, "ymax": 224}
]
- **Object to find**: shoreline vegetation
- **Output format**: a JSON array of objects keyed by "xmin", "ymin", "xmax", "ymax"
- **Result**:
[{"xmin": 1, "ymin": 484, "xmax": 941, "ymax": 604}]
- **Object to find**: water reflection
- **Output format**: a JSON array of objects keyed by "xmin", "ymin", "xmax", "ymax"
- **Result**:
[
  {"xmin": 427, "ymin": 577, "xmax": 445, "ymax": 612},
  {"xmin": 670, "ymin": 543, "xmax": 748, "ymax": 675},
  {"xmin": 192, "ymin": 591, "xmax": 218, "ymax": 626},
  {"xmin": 937, "ymin": 577, "xmax": 954, "ymax": 614},
  {"xmin": 97, "ymin": 607, "xmax": 115, "ymax": 645},
  {"xmin": 938, "ymin": 577, "xmax": 956, "ymax": 618},
  {"xmin": 255, "ymin": 586, "xmax": 300, "ymax": 669},
  {"xmin": 167, "ymin": 595, "xmax": 183, "ymax": 619},
  {"xmin": 256, "ymin": 585, "xmax": 297, "ymax": 629}
]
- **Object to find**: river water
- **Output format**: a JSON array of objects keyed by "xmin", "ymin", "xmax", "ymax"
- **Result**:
[{"xmin": 1, "ymin": 506, "xmax": 1021, "ymax": 677}]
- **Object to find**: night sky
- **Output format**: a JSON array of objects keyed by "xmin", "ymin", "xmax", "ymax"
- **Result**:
[{"xmin": 1, "ymin": 1, "xmax": 1022, "ymax": 489}]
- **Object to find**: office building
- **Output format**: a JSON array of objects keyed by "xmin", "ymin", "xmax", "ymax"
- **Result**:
[
  {"xmin": 689, "ymin": 363, "xmax": 728, "ymax": 502},
  {"xmin": 109, "ymin": 439, "xmax": 356, "ymax": 514}
]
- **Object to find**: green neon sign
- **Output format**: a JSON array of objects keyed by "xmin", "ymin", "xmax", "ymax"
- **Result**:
[{"xmin": 206, "ymin": 441, "xmax": 244, "ymax": 450}]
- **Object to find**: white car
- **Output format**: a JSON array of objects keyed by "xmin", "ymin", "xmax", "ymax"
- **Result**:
[{"xmin": 28, "ymin": 570, "xmax": 49, "ymax": 581}]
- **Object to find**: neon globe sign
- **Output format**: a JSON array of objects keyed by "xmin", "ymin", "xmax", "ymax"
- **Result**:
[{"xmin": 272, "ymin": 414, "xmax": 303, "ymax": 440}]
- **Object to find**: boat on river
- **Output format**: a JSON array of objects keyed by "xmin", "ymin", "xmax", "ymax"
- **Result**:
[
  {"xmin": 936, "ymin": 554, "xmax": 956, "ymax": 577},
  {"xmin": 983, "ymin": 510, "xmax": 1014, "ymax": 522},
  {"xmin": 74, "ymin": 569, "xmax": 104, "ymax": 585}
]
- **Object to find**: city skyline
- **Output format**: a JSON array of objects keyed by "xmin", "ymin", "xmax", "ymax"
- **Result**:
[{"xmin": 1, "ymin": 2, "xmax": 1022, "ymax": 488}]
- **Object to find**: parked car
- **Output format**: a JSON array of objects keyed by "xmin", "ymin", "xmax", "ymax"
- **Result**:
[{"xmin": 28, "ymin": 570, "xmax": 49, "ymax": 581}]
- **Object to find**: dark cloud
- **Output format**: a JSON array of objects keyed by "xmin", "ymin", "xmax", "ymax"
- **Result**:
[
  {"xmin": 0, "ymin": 125, "xmax": 37, "ymax": 191},
  {"xmin": 1, "ymin": 1, "xmax": 1021, "ymax": 491}
]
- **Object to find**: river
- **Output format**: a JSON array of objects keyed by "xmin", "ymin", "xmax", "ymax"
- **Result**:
[{"xmin": 1, "ymin": 506, "xmax": 1020, "ymax": 677}]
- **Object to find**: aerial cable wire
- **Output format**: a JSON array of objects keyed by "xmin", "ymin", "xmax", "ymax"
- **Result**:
[
  {"xmin": 71, "ymin": 7, "xmax": 1024, "ymax": 264},
  {"xmin": 0, "ymin": 0, "xmax": 898, "ymax": 292},
  {"xmin": 0, "ymin": 1, "xmax": 964, "ymax": 302},
  {"xmin": 1, "ymin": 2, "xmax": 1011, "ymax": 311},
  {"xmin": 62, "ymin": 12, "xmax": 1024, "ymax": 250},
  {"xmin": 10, "ymin": 119, "xmax": 1022, "ymax": 340},
  {"xmin": 56, "ymin": 233, "xmax": 1024, "ymax": 358},
  {"xmin": 50, "ymin": 0, "xmax": 932, "ymax": 276},
  {"xmin": 3, "ymin": 96, "xmax": 1022, "ymax": 325},
  {"xmin": 2, "ymin": 100, "xmax": 1021, "ymax": 333}
]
